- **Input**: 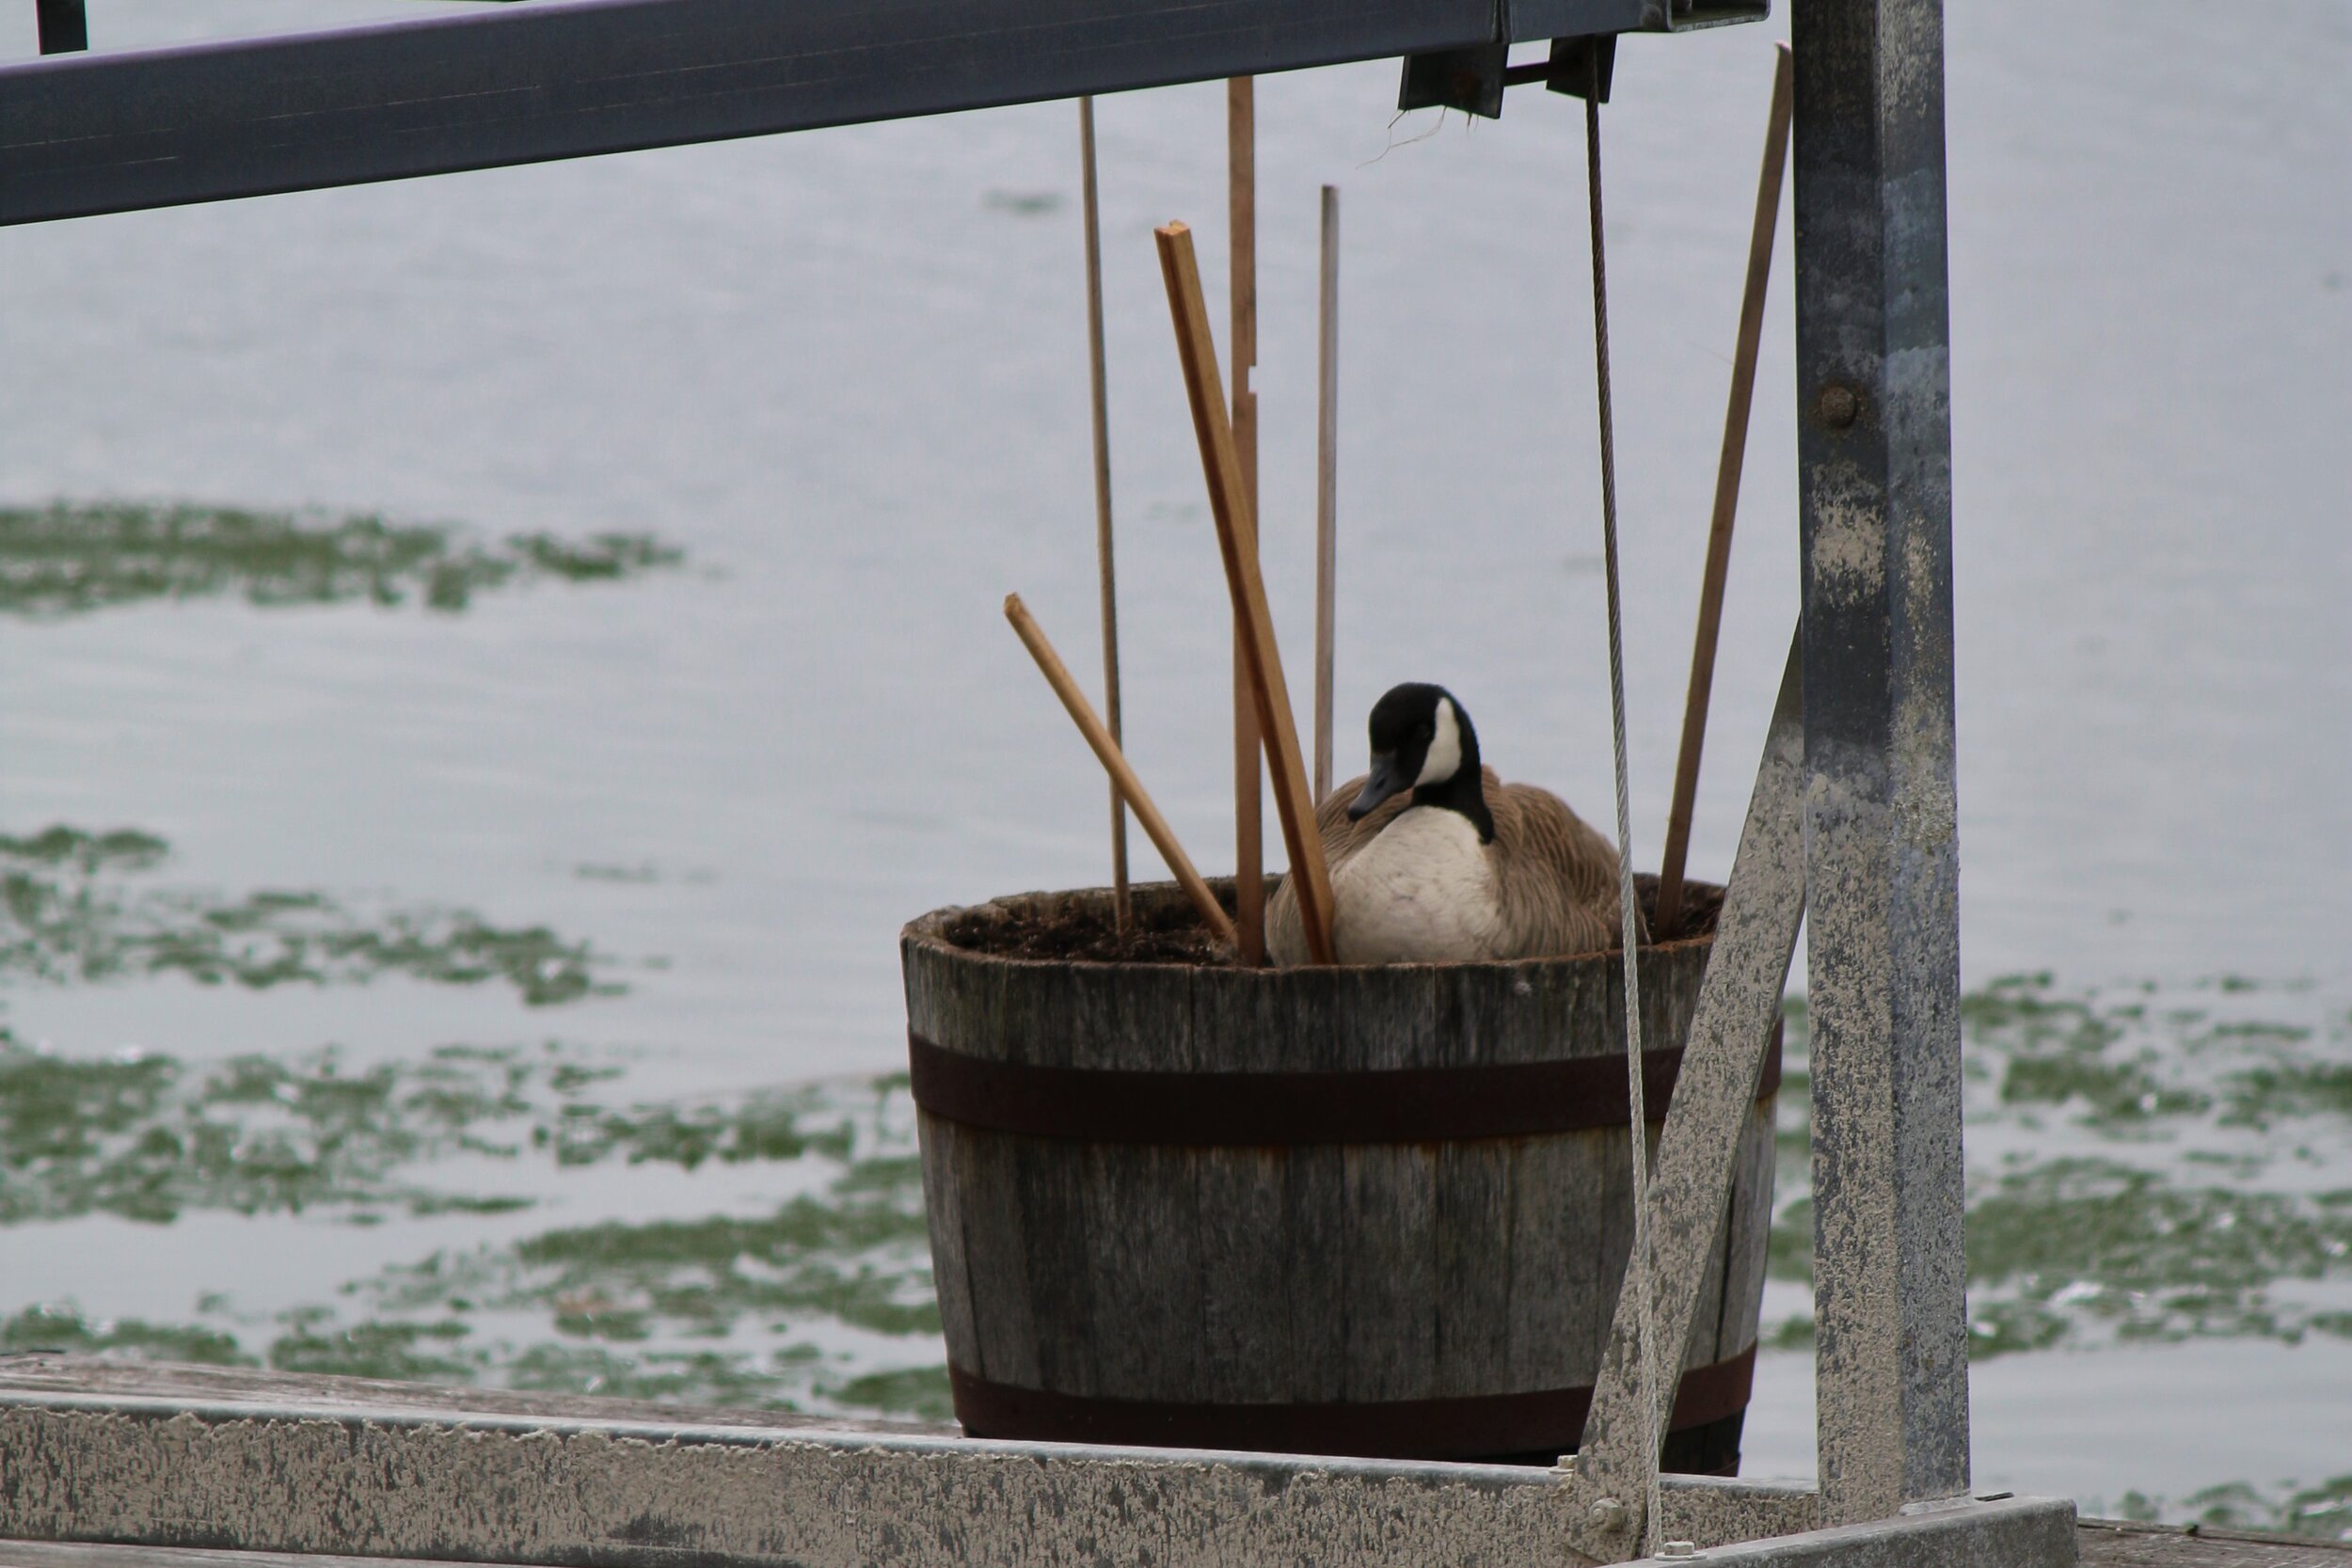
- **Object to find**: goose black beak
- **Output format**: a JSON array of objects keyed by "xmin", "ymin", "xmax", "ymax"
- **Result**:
[{"xmin": 1348, "ymin": 753, "xmax": 1411, "ymax": 820}]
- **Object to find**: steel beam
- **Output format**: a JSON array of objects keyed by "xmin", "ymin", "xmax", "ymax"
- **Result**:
[
  {"xmin": 1565, "ymin": 631, "xmax": 1806, "ymax": 1563},
  {"xmin": 0, "ymin": 1362, "xmax": 1825, "ymax": 1568},
  {"xmin": 1788, "ymin": 0, "xmax": 1969, "ymax": 1524},
  {"xmin": 0, "ymin": 0, "xmax": 1651, "ymax": 227}
]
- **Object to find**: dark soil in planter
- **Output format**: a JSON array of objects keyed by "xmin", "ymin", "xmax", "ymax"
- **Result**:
[{"xmin": 941, "ymin": 873, "xmax": 1726, "ymax": 966}]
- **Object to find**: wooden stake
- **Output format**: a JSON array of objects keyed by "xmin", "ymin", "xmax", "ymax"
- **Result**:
[
  {"xmin": 1078, "ymin": 96, "xmax": 1130, "ymax": 932},
  {"xmin": 1005, "ymin": 594, "xmax": 1236, "ymax": 947},
  {"xmin": 1313, "ymin": 182, "xmax": 1340, "ymax": 803},
  {"xmin": 1655, "ymin": 43, "xmax": 1795, "ymax": 940},
  {"xmin": 1154, "ymin": 221, "xmax": 1336, "ymax": 966},
  {"xmin": 1226, "ymin": 75, "xmax": 1264, "ymax": 966}
]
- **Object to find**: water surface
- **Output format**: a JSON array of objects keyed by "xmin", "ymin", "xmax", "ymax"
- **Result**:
[{"xmin": 2, "ymin": 0, "xmax": 2346, "ymax": 1529}]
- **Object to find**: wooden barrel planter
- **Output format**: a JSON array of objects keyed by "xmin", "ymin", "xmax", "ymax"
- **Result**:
[{"xmin": 901, "ymin": 877, "xmax": 1778, "ymax": 1473}]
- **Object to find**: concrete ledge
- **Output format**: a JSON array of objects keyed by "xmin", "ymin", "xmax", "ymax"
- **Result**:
[{"xmin": 0, "ymin": 1358, "xmax": 1820, "ymax": 1568}]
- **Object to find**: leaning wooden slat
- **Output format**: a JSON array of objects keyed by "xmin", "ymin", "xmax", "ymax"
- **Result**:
[
  {"xmin": 1152, "ymin": 220, "xmax": 1336, "ymax": 965},
  {"xmin": 1226, "ymin": 75, "xmax": 1265, "ymax": 965},
  {"xmin": 1003, "ymin": 593, "xmax": 1237, "ymax": 946},
  {"xmin": 1655, "ymin": 43, "xmax": 1796, "ymax": 940},
  {"xmin": 1076, "ymin": 96, "xmax": 1131, "ymax": 931},
  {"xmin": 1313, "ymin": 182, "xmax": 1341, "ymax": 802}
]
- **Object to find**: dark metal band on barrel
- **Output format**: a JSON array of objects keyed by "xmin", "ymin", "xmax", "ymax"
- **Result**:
[
  {"xmin": 908, "ymin": 1025, "xmax": 1781, "ymax": 1144},
  {"xmin": 947, "ymin": 1343, "xmax": 1755, "ymax": 1459}
]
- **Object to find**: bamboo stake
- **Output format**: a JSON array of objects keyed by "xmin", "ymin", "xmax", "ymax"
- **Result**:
[
  {"xmin": 1154, "ymin": 221, "xmax": 1336, "ymax": 966},
  {"xmin": 1005, "ymin": 594, "xmax": 1236, "ymax": 947},
  {"xmin": 1226, "ymin": 75, "xmax": 1264, "ymax": 966},
  {"xmin": 1078, "ymin": 96, "xmax": 1130, "ymax": 932},
  {"xmin": 1313, "ymin": 182, "xmax": 1340, "ymax": 803},
  {"xmin": 1655, "ymin": 43, "xmax": 1795, "ymax": 940}
]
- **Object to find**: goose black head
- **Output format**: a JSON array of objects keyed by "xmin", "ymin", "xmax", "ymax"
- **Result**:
[{"xmin": 1347, "ymin": 682, "xmax": 1494, "ymax": 842}]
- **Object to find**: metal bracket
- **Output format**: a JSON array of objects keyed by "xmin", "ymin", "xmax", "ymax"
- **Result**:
[
  {"xmin": 1395, "ymin": 35, "xmax": 1614, "ymax": 119},
  {"xmin": 1544, "ymin": 34, "xmax": 1619, "ymax": 102},
  {"xmin": 1397, "ymin": 43, "xmax": 1512, "ymax": 119},
  {"xmin": 35, "ymin": 0, "xmax": 87, "ymax": 54},
  {"xmin": 1565, "ymin": 631, "xmax": 1807, "ymax": 1563}
]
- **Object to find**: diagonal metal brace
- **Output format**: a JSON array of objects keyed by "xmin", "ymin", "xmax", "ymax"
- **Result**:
[{"xmin": 1564, "ymin": 630, "xmax": 1806, "ymax": 1563}]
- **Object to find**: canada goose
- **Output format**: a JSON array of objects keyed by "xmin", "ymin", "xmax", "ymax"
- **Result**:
[{"xmin": 1265, "ymin": 682, "xmax": 1638, "ymax": 966}]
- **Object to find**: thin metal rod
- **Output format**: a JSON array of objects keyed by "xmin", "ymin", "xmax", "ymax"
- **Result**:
[
  {"xmin": 1155, "ymin": 220, "xmax": 1336, "ymax": 965},
  {"xmin": 1655, "ymin": 44, "xmax": 1793, "ymax": 942},
  {"xmin": 1078, "ymin": 96, "xmax": 1131, "ymax": 931},
  {"xmin": 1005, "ymin": 594, "xmax": 1235, "ymax": 946},
  {"xmin": 1227, "ymin": 75, "xmax": 1264, "ymax": 963},
  {"xmin": 1583, "ymin": 70, "xmax": 1664, "ymax": 1560},
  {"xmin": 1313, "ymin": 183, "xmax": 1341, "ymax": 803}
]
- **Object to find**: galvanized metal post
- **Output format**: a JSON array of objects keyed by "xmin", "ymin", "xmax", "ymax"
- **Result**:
[{"xmin": 1789, "ymin": 0, "xmax": 1970, "ymax": 1524}]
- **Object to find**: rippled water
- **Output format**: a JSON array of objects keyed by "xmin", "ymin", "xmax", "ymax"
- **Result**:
[{"xmin": 2, "ymin": 0, "xmax": 2347, "ymax": 1532}]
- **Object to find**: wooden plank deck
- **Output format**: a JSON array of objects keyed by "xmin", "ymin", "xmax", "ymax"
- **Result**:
[{"xmin": 2078, "ymin": 1519, "xmax": 2352, "ymax": 1568}]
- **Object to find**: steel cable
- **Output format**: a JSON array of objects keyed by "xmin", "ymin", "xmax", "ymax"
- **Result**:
[{"xmin": 1581, "ymin": 60, "xmax": 1666, "ymax": 1557}]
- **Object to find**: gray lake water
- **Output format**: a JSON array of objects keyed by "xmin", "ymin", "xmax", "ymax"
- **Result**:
[{"xmin": 3, "ymin": 0, "xmax": 2348, "ymax": 1528}]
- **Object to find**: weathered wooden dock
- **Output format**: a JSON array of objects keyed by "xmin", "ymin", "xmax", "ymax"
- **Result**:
[{"xmin": 2078, "ymin": 1521, "xmax": 2352, "ymax": 1568}]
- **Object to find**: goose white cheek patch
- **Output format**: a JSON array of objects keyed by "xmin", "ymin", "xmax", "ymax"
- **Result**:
[{"xmin": 1415, "ymin": 697, "xmax": 1463, "ymax": 786}]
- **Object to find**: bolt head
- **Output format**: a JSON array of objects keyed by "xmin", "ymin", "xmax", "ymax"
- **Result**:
[
  {"xmin": 1661, "ymin": 1541, "xmax": 1700, "ymax": 1560},
  {"xmin": 1588, "ymin": 1497, "xmax": 1629, "ymax": 1532},
  {"xmin": 1818, "ymin": 383, "xmax": 1860, "ymax": 429}
]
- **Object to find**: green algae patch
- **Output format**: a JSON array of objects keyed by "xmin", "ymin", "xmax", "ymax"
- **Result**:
[
  {"xmin": 2, "ymin": 827, "xmax": 616, "ymax": 1004},
  {"xmin": 1968, "ymin": 1157, "xmax": 2352, "ymax": 1344},
  {"xmin": 0, "ymin": 1036, "xmax": 918, "ymax": 1226},
  {"xmin": 0, "ymin": 1036, "xmax": 551, "ymax": 1223},
  {"xmin": 0, "ymin": 1051, "xmax": 947, "ymax": 1421},
  {"xmin": 538, "ymin": 1088, "xmax": 857, "ymax": 1170},
  {"xmin": 0, "ymin": 499, "xmax": 682, "ymax": 618},
  {"xmin": 2109, "ymin": 1477, "xmax": 2352, "ymax": 1542},
  {"xmin": 269, "ymin": 1309, "xmax": 478, "ymax": 1384},
  {"xmin": 8, "ymin": 974, "xmax": 2347, "ymax": 1443},
  {"xmin": 348, "ymin": 1079, "xmax": 940, "ymax": 1391},
  {"xmin": 1, "ymin": 1303, "xmax": 252, "ymax": 1365},
  {"xmin": 827, "ymin": 1364, "xmax": 955, "ymax": 1422},
  {"xmin": 1767, "ymin": 975, "xmax": 2352, "ymax": 1358}
]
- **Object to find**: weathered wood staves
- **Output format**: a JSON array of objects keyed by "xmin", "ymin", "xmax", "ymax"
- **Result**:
[{"xmin": 902, "ymin": 878, "xmax": 1780, "ymax": 1469}]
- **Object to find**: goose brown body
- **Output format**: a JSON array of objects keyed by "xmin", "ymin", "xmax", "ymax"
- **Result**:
[{"xmin": 1266, "ymin": 765, "xmax": 1637, "ymax": 966}]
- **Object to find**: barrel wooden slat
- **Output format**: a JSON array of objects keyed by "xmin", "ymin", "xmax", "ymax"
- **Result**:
[
  {"xmin": 1191, "ymin": 963, "xmax": 1295, "ymax": 1072},
  {"xmin": 1342, "ymin": 1143, "xmax": 1438, "ymax": 1402},
  {"xmin": 1280, "ymin": 1144, "xmax": 1349, "ymax": 1402},
  {"xmin": 1197, "ymin": 1146, "xmax": 1293, "ymax": 1402},
  {"xmin": 1683, "ymin": 1157, "xmax": 1733, "ymax": 1373},
  {"xmin": 1013, "ymin": 1132, "xmax": 1102, "ymax": 1397},
  {"xmin": 952, "ymin": 1128, "xmax": 1041, "ymax": 1387},
  {"xmin": 1062, "ymin": 960, "xmax": 1199, "ymax": 1072},
  {"xmin": 1590, "ymin": 1125, "xmax": 1646, "ymax": 1376},
  {"xmin": 1079, "ymin": 1143, "xmax": 1204, "ymax": 1399},
  {"xmin": 914, "ymin": 1111, "xmax": 982, "ymax": 1376},
  {"xmin": 1714, "ymin": 1100, "xmax": 1779, "ymax": 1364},
  {"xmin": 1501, "ymin": 1134, "xmax": 1576, "ymax": 1391},
  {"xmin": 1325, "ymin": 963, "xmax": 1441, "ymax": 1069},
  {"xmin": 902, "ymin": 878, "xmax": 1776, "ymax": 1466},
  {"xmin": 1434, "ymin": 1139, "xmax": 1512, "ymax": 1397}
]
